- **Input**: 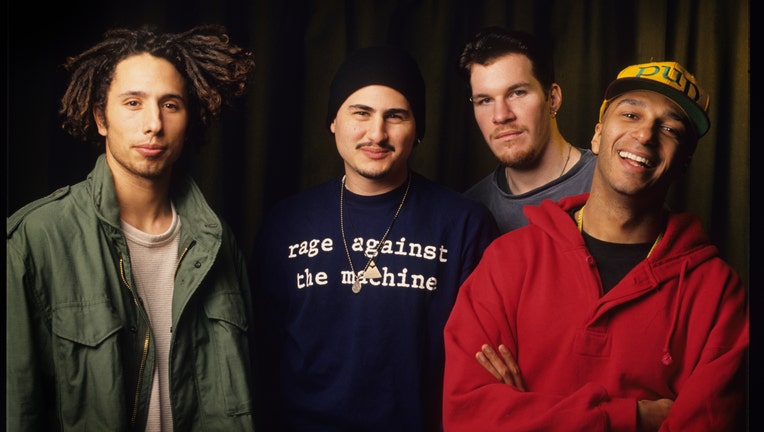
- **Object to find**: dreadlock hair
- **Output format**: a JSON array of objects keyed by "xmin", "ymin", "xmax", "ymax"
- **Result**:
[{"xmin": 59, "ymin": 24, "xmax": 255, "ymax": 147}]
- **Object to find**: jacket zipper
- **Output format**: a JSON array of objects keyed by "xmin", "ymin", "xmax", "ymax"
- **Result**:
[
  {"xmin": 175, "ymin": 242, "xmax": 192, "ymax": 276},
  {"xmin": 119, "ymin": 240, "xmax": 195, "ymax": 428},
  {"xmin": 120, "ymin": 257, "xmax": 150, "ymax": 426}
]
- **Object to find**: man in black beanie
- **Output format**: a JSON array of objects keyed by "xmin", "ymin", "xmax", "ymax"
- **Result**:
[
  {"xmin": 325, "ymin": 45, "xmax": 426, "ymax": 141},
  {"xmin": 250, "ymin": 45, "xmax": 500, "ymax": 431}
]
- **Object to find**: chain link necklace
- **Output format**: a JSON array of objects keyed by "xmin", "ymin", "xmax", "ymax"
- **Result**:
[{"xmin": 340, "ymin": 174, "xmax": 412, "ymax": 293}]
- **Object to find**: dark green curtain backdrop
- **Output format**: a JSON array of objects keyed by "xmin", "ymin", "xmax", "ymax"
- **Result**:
[{"xmin": 7, "ymin": 0, "xmax": 750, "ymax": 287}]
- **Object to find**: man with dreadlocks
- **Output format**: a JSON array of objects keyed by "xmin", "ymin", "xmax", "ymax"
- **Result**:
[{"xmin": 7, "ymin": 25, "xmax": 256, "ymax": 431}]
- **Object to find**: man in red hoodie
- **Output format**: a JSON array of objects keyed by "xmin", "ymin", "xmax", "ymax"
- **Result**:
[{"xmin": 443, "ymin": 61, "xmax": 748, "ymax": 431}]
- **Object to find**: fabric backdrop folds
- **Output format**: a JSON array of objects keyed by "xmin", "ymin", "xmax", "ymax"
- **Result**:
[{"xmin": 7, "ymin": 0, "xmax": 750, "ymax": 288}]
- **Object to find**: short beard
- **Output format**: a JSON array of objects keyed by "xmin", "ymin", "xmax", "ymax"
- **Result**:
[
  {"xmin": 357, "ymin": 167, "xmax": 390, "ymax": 180},
  {"xmin": 499, "ymin": 148, "xmax": 542, "ymax": 170}
]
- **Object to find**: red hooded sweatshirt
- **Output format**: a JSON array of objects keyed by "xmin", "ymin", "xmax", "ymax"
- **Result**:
[{"xmin": 443, "ymin": 194, "xmax": 748, "ymax": 431}]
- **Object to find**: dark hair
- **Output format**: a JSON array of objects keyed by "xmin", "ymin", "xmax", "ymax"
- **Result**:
[
  {"xmin": 59, "ymin": 24, "xmax": 255, "ymax": 146},
  {"xmin": 457, "ymin": 27, "xmax": 555, "ymax": 97}
]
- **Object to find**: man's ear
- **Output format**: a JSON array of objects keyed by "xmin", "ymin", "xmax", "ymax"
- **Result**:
[
  {"xmin": 93, "ymin": 107, "xmax": 107, "ymax": 137},
  {"xmin": 590, "ymin": 123, "xmax": 602, "ymax": 155},
  {"xmin": 549, "ymin": 83, "xmax": 562, "ymax": 113},
  {"xmin": 680, "ymin": 157, "xmax": 692, "ymax": 176},
  {"xmin": 673, "ymin": 153, "xmax": 694, "ymax": 179}
]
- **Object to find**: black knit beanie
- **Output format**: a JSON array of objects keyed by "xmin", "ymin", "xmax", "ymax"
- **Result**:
[{"xmin": 325, "ymin": 45, "xmax": 426, "ymax": 140}]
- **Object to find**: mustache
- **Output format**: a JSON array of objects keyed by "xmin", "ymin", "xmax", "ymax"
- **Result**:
[
  {"xmin": 355, "ymin": 141, "xmax": 395, "ymax": 151},
  {"xmin": 494, "ymin": 126, "xmax": 523, "ymax": 134}
]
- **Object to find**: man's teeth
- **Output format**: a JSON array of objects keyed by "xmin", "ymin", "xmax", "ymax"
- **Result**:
[{"xmin": 618, "ymin": 150, "xmax": 654, "ymax": 168}]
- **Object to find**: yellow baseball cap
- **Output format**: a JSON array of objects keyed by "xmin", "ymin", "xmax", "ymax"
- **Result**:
[{"xmin": 598, "ymin": 61, "xmax": 710, "ymax": 137}]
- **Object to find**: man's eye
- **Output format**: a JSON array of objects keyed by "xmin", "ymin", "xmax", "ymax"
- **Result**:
[{"xmin": 661, "ymin": 125, "xmax": 681, "ymax": 138}]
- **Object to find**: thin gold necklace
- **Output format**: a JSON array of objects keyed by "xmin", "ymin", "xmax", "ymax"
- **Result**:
[
  {"xmin": 340, "ymin": 174, "xmax": 412, "ymax": 293},
  {"xmin": 559, "ymin": 145, "xmax": 572, "ymax": 178},
  {"xmin": 577, "ymin": 205, "xmax": 662, "ymax": 258},
  {"xmin": 506, "ymin": 145, "xmax": 572, "ymax": 193}
]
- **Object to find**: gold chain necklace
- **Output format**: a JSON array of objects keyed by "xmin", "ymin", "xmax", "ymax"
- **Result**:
[
  {"xmin": 577, "ymin": 205, "xmax": 662, "ymax": 258},
  {"xmin": 340, "ymin": 174, "xmax": 412, "ymax": 293},
  {"xmin": 559, "ymin": 145, "xmax": 572, "ymax": 178},
  {"xmin": 506, "ymin": 145, "xmax": 572, "ymax": 193}
]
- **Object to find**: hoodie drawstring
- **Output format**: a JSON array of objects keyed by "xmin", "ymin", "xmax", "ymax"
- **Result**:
[{"xmin": 661, "ymin": 259, "xmax": 688, "ymax": 366}]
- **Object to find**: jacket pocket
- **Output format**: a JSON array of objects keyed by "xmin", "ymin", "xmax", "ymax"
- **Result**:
[
  {"xmin": 52, "ymin": 298, "xmax": 127, "ymax": 430},
  {"xmin": 203, "ymin": 291, "xmax": 253, "ymax": 416}
]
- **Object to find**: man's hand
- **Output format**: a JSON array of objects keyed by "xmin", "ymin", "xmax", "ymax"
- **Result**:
[
  {"xmin": 637, "ymin": 398, "xmax": 673, "ymax": 432},
  {"xmin": 475, "ymin": 344, "xmax": 526, "ymax": 391}
]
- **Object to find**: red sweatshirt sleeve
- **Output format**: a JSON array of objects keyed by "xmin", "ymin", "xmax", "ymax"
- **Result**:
[
  {"xmin": 443, "ymin": 245, "xmax": 748, "ymax": 432},
  {"xmin": 658, "ymin": 264, "xmax": 749, "ymax": 431},
  {"xmin": 443, "ymin": 260, "xmax": 638, "ymax": 431}
]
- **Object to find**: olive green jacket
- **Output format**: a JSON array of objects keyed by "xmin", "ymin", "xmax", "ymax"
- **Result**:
[{"xmin": 6, "ymin": 155, "xmax": 255, "ymax": 431}]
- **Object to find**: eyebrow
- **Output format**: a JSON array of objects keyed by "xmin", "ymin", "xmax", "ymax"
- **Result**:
[
  {"xmin": 347, "ymin": 104, "xmax": 410, "ymax": 117},
  {"xmin": 472, "ymin": 81, "xmax": 531, "ymax": 99},
  {"xmin": 614, "ymin": 97, "xmax": 685, "ymax": 122},
  {"xmin": 384, "ymin": 108, "xmax": 411, "ymax": 117},
  {"xmin": 613, "ymin": 97, "xmax": 645, "ymax": 110},
  {"xmin": 117, "ymin": 90, "xmax": 186, "ymax": 101},
  {"xmin": 348, "ymin": 103, "xmax": 375, "ymax": 112}
]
